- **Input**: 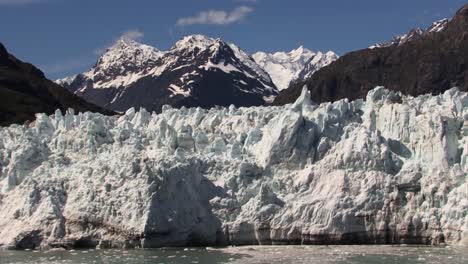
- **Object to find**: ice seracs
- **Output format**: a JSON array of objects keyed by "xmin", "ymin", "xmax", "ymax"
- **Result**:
[{"xmin": 0, "ymin": 86, "xmax": 466, "ymax": 249}]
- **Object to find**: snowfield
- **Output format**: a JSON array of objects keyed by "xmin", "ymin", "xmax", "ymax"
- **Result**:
[{"xmin": 0, "ymin": 87, "xmax": 466, "ymax": 249}]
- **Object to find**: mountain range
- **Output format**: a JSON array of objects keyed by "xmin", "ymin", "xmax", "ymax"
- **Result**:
[
  {"xmin": 1, "ymin": 4, "xmax": 467, "ymax": 126},
  {"xmin": 58, "ymin": 35, "xmax": 336, "ymax": 112},
  {"xmin": 58, "ymin": 35, "xmax": 278, "ymax": 112}
]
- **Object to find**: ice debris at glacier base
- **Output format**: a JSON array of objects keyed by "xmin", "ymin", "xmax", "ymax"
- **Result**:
[{"xmin": 0, "ymin": 86, "xmax": 466, "ymax": 249}]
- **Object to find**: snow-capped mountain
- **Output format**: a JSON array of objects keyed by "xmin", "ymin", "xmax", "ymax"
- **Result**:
[
  {"xmin": 58, "ymin": 35, "xmax": 277, "ymax": 112},
  {"xmin": 252, "ymin": 47, "xmax": 338, "ymax": 90},
  {"xmin": 294, "ymin": 51, "xmax": 339, "ymax": 81},
  {"xmin": 57, "ymin": 37, "xmax": 164, "ymax": 91},
  {"xmin": 369, "ymin": 18, "xmax": 449, "ymax": 49}
]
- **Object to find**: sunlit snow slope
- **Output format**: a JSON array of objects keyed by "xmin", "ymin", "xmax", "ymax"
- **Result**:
[
  {"xmin": 0, "ymin": 87, "xmax": 466, "ymax": 249},
  {"xmin": 253, "ymin": 47, "xmax": 338, "ymax": 91}
]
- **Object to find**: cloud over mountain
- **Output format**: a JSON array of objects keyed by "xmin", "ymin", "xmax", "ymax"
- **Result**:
[{"xmin": 176, "ymin": 6, "xmax": 254, "ymax": 26}]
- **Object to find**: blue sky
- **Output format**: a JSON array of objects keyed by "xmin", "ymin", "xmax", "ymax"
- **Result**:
[{"xmin": 0, "ymin": 0, "xmax": 465, "ymax": 79}]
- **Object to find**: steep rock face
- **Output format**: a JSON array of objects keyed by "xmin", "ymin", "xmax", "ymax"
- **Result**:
[
  {"xmin": 252, "ymin": 47, "xmax": 338, "ymax": 91},
  {"xmin": 0, "ymin": 43, "xmax": 113, "ymax": 126},
  {"xmin": 0, "ymin": 86, "xmax": 466, "ymax": 249},
  {"xmin": 274, "ymin": 4, "xmax": 468, "ymax": 105},
  {"xmin": 59, "ymin": 35, "xmax": 277, "ymax": 112}
]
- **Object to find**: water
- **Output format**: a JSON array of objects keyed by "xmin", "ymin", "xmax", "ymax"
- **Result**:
[{"xmin": 1, "ymin": 245, "xmax": 467, "ymax": 264}]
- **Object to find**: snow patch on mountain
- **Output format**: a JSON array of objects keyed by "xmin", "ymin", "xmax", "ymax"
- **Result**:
[
  {"xmin": 0, "ymin": 87, "xmax": 466, "ymax": 249},
  {"xmin": 168, "ymin": 84, "xmax": 191, "ymax": 98},
  {"xmin": 428, "ymin": 18, "xmax": 450, "ymax": 33},
  {"xmin": 55, "ymin": 75, "xmax": 77, "ymax": 87}
]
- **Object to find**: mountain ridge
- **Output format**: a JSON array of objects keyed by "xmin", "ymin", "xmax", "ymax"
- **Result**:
[
  {"xmin": 59, "ymin": 35, "xmax": 278, "ymax": 112},
  {"xmin": 274, "ymin": 4, "xmax": 468, "ymax": 105},
  {"xmin": 0, "ymin": 42, "xmax": 113, "ymax": 126}
]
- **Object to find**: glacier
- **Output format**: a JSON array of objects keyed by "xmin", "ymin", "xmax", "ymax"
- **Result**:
[{"xmin": 0, "ymin": 87, "xmax": 466, "ymax": 249}]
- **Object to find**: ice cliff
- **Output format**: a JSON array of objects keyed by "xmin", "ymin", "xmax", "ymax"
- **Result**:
[{"xmin": 0, "ymin": 87, "xmax": 466, "ymax": 249}]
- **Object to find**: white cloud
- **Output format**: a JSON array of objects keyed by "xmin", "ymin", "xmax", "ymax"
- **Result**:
[
  {"xmin": 0, "ymin": 0, "xmax": 45, "ymax": 6},
  {"xmin": 93, "ymin": 29, "xmax": 145, "ymax": 56},
  {"xmin": 120, "ymin": 29, "xmax": 144, "ymax": 41},
  {"xmin": 176, "ymin": 6, "xmax": 254, "ymax": 27}
]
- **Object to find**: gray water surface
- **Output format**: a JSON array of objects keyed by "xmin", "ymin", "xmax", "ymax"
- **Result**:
[{"xmin": 1, "ymin": 245, "xmax": 467, "ymax": 264}]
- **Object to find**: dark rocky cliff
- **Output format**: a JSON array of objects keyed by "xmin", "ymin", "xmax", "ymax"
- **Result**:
[
  {"xmin": 0, "ymin": 42, "xmax": 114, "ymax": 126},
  {"xmin": 274, "ymin": 4, "xmax": 468, "ymax": 105}
]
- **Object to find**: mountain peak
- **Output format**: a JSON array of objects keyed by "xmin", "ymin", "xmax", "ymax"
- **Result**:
[
  {"xmin": 173, "ymin": 34, "xmax": 217, "ymax": 51},
  {"xmin": 289, "ymin": 45, "xmax": 309, "ymax": 54},
  {"xmin": 115, "ymin": 36, "xmax": 139, "ymax": 47},
  {"xmin": 289, "ymin": 46, "xmax": 314, "ymax": 62},
  {"xmin": 91, "ymin": 38, "xmax": 162, "ymax": 78},
  {"xmin": 428, "ymin": 18, "xmax": 449, "ymax": 33},
  {"xmin": 106, "ymin": 37, "xmax": 160, "ymax": 55},
  {"xmin": 290, "ymin": 45, "xmax": 304, "ymax": 54}
]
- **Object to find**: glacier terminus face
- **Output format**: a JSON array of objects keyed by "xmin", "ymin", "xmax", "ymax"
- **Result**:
[{"xmin": 0, "ymin": 87, "xmax": 466, "ymax": 249}]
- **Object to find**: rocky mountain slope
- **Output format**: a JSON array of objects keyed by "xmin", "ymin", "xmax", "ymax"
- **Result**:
[
  {"xmin": 0, "ymin": 86, "xmax": 466, "ymax": 249},
  {"xmin": 252, "ymin": 47, "xmax": 338, "ymax": 90},
  {"xmin": 274, "ymin": 4, "xmax": 468, "ymax": 105},
  {"xmin": 0, "ymin": 42, "xmax": 113, "ymax": 126},
  {"xmin": 369, "ymin": 19, "xmax": 449, "ymax": 49},
  {"xmin": 294, "ymin": 51, "xmax": 339, "ymax": 82},
  {"xmin": 58, "ymin": 35, "xmax": 277, "ymax": 112}
]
